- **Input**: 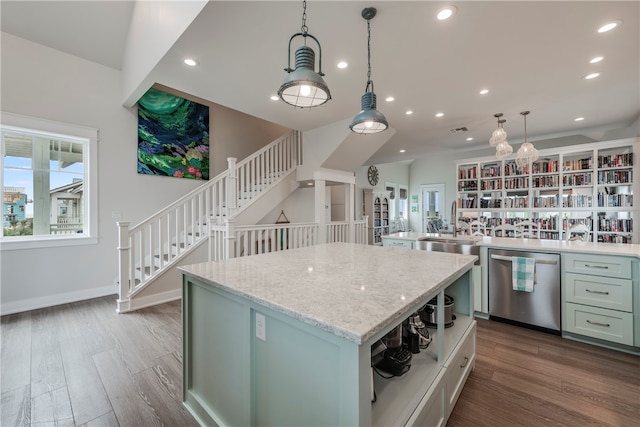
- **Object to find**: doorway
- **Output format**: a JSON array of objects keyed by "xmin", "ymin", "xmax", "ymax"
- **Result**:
[{"xmin": 421, "ymin": 184, "xmax": 445, "ymax": 233}]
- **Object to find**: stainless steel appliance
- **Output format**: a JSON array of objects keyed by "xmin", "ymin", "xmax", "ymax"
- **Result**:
[{"xmin": 488, "ymin": 248, "xmax": 561, "ymax": 332}]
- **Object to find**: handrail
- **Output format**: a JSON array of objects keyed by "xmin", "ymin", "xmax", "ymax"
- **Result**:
[{"xmin": 117, "ymin": 130, "xmax": 301, "ymax": 312}]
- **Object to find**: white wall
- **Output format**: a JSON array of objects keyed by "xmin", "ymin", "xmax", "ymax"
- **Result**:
[
  {"xmin": 0, "ymin": 33, "xmax": 287, "ymax": 314},
  {"xmin": 355, "ymin": 162, "xmax": 411, "ymax": 220}
]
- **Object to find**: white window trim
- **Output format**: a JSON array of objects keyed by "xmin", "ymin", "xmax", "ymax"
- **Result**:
[{"xmin": 0, "ymin": 112, "xmax": 98, "ymax": 250}]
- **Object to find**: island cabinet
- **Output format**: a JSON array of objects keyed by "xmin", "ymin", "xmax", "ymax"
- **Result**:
[
  {"xmin": 562, "ymin": 252, "xmax": 640, "ymax": 351},
  {"xmin": 180, "ymin": 243, "xmax": 477, "ymax": 426}
]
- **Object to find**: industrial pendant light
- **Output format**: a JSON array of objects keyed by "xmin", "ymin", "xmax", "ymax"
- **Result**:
[
  {"xmin": 278, "ymin": 0, "xmax": 331, "ymax": 108},
  {"xmin": 515, "ymin": 111, "xmax": 539, "ymax": 168},
  {"xmin": 350, "ymin": 7, "xmax": 388, "ymax": 134}
]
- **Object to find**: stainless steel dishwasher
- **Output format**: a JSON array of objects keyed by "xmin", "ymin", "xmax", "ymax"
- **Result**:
[{"xmin": 488, "ymin": 248, "xmax": 561, "ymax": 332}]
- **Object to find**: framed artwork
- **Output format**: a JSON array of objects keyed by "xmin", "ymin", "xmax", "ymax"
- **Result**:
[
  {"xmin": 411, "ymin": 194, "xmax": 419, "ymax": 204},
  {"xmin": 137, "ymin": 87, "xmax": 210, "ymax": 180},
  {"xmin": 411, "ymin": 204, "xmax": 419, "ymax": 213}
]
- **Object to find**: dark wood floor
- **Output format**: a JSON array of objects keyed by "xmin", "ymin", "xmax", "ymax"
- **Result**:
[{"xmin": 1, "ymin": 296, "xmax": 638, "ymax": 426}]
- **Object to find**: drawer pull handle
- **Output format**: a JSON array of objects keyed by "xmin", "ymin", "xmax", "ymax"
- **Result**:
[
  {"xmin": 584, "ymin": 264, "xmax": 608, "ymax": 269},
  {"xmin": 585, "ymin": 289, "xmax": 609, "ymax": 295},
  {"xmin": 586, "ymin": 320, "xmax": 610, "ymax": 328},
  {"xmin": 460, "ymin": 356, "xmax": 469, "ymax": 368}
]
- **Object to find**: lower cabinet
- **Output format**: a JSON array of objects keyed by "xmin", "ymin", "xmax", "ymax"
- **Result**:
[
  {"xmin": 444, "ymin": 322, "xmax": 476, "ymax": 418},
  {"xmin": 404, "ymin": 321, "xmax": 476, "ymax": 427},
  {"xmin": 562, "ymin": 252, "xmax": 639, "ymax": 351},
  {"xmin": 565, "ymin": 302, "xmax": 634, "ymax": 346},
  {"xmin": 405, "ymin": 369, "xmax": 446, "ymax": 427}
]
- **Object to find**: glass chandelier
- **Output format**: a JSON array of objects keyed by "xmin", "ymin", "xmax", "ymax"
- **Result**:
[{"xmin": 515, "ymin": 111, "xmax": 539, "ymax": 167}]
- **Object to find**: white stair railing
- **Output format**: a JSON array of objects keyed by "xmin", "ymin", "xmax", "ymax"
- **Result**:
[
  {"xmin": 210, "ymin": 219, "xmax": 368, "ymax": 262},
  {"xmin": 117, "ymin": 130, "xmax": 301, "ymax": 312}
]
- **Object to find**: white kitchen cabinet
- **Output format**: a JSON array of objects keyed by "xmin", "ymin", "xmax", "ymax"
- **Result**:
[
  {"xmin": 562, "ymin": 252, "xmax": 639, "ymax": 350},
  {"xmin": 456, "ymin": 138, "xmax": 638, "ymax": 244}
]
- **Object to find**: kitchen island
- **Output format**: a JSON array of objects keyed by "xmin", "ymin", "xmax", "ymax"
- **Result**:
[{"xmin": 179, "ymin": 242, "xmax": 477, "ymax": 426}]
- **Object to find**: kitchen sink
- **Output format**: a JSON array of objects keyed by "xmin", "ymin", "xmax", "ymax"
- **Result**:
[{"xmin": 416, "ymin": 236, "xmax": 480, "ymax": 264}]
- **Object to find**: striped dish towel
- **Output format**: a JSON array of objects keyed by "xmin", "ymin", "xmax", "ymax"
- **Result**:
[{"xmin": 512, "ymin": 257, "xmax": 535, "ymax": 292}]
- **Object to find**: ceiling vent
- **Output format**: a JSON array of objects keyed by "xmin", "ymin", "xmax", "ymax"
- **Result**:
[{"xmin": 449, "ymin": 126, "xmax": 469, "ymax": 133}]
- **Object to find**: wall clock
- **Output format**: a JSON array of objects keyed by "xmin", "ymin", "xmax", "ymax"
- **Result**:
[{"xmin": 367, "ymin": 165, "xmax": 379, "ymax": 186}]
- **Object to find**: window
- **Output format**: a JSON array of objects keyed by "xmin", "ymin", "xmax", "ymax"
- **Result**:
[{"xmin": 1, "ymin": 113, "xmax": 98, "ymax": 249}]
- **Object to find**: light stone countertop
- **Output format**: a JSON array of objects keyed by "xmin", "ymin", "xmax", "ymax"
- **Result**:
[
  {"xmin": 179, "ymin": 242, "xmax": 477, "ymax": 345},
  {"xmin": 383, "ymin": 232, "xmax": 640, "ymax": 258}
]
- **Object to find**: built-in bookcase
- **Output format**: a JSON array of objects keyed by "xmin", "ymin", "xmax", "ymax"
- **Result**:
[{"xmin": 455, "ymin": 138, "xmax": 638, "ymax": 243}]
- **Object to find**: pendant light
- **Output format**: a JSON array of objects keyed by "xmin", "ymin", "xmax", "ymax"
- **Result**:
[
  {"xmin": 278, "ymin": 0, "xmax": 331, "ymax": 108},
  {"xmin": 350, "ymin": 7, "xmax": 388, "ymax": 134},
  {"xmin": 515, "ymin": 111, "xmax": 539, "ymax": 168},
  {"xmin": 489, "ymin": 113, "xmax": 507, "ymax": 147},
  {"xmin": 494, "ymin": 117, "xmax": 513, "ymax": 160}
]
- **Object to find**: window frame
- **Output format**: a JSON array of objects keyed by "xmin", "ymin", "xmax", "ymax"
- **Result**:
[{"xmin": 0, "ymin": 112, "xmax": 98, "ymax": 250}]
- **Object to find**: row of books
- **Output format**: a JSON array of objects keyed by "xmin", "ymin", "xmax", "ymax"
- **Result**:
[
  {"xmin": 458, "ymin": 166, "xmax": 477, "ymax": 179},
  {"xmin": 597, "ymin": 193, "xmax": 633, "ymax": 207},
  {"xmin": 480, "ymin": 165, "xmax": 501, "ymax": 178},
  {"xmin": 562, "ymin": 158, "xmax": 592, "ymax": 171},
  {"xmin": 598, "ymin": 218, "xmax": 633, "ymax": 233},
  {"xmin": 532, "ymin": 176, "xmax": 560, "ymax": 188},
  {"xmin": 532, "ymin": 160, "xmax": 559, "ymax": 173},
  {"xmin": 504, "ymin": 178, "xmax": 529, "ymax": 189},
  {"xmin": 563, "ymin": 194, "xmax": 593, "ymax": 208},
  {"xmin": 598, "ymin": 153, "xmax": 633, "ymax": 168},
  {"xmin": 481, "ymin": 181, "xmax": 503, "ymax": 190},
  {"xmin": 563, "ymin": 173, "xmax": 592, "ymax": 186},
  {"xmin": 597, "ymin": 170, "xmax": 632, "ymax": 184}
]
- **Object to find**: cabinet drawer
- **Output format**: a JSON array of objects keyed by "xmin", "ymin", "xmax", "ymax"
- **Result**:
[
  {"xmin": 383, "ymin": 239, "xmax": 414, "ymax": 249},
  {"xmin": 444, "ymin": 321, "xmax": 476, "ymax": 417},
  {"xmin": 564, "ymin": 253, "xmax": 631, "ymax": 279},
  {"xmin": 564, "ymin": 303, "xmax": 634, "ymax": 346},
  {"xmin": 405, "ymin": 369, "xmax": 446, "ymax": 427},
  {"xmin": 565, "ymin": 273, "xmax": 632, "ymax": 312}
]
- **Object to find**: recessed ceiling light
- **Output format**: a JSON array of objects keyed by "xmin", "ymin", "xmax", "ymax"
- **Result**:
[
  {"xmin": 584, "ymin": 72, "xmax": 600, "ymax": 80},
  {"xmin": 307, "ymin": 182, "xmax": 313, "ymax": 186},
  {"xmin": 574, "ymin": 117, "xmax": 585, "ymax": 122},
  {"xmin": 406, "ymin": 110, "xmax": 413, "ymax": 115},
  {"xmin": 435, "ymin": 112, "xmax": 444, "ymax": 118},
  {"xmin": 270, "ymin": 95, "xmax": 279, "ymax": 101},
  {"xmin": 466, "ymin": 137, "xmax": 474, "ymax": 141},
  {"xmin": 436, "ymin": 6, "xmax": 457, "ymax": 21},
  {"xmin": 590, "ymin": 56, "xmax": 604, "ymax": 64},
  {"xmin": 337, "ymin": 61, "xmax": 348, "ymax": 69},
  {"xmin": 184, "ymin": 58, "xmax": 198, "ymax": 66},
  {"xmin": 386, "ymin": 96, "xmax": 395, "ymax": 102},
  {"xmin": 597, "ymin": 20, "xmax": 622, "ymax": 33},
  {"xmin": 399, "ymin": 149, "xmax": 406, "ymax": 153},
  {"xmin": 479, "ymin": 89, "xmax": 489, "ymax": 95}
]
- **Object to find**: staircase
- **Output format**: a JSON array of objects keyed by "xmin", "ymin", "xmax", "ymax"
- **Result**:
[{"xmin": 116, "ymin": 131, "xmax": 302, "ymax": 312}]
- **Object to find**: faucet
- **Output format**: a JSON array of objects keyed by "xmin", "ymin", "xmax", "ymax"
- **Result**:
[{"xmin": 450, "ymin": 201, "xmax": 458, "ymax": 237}]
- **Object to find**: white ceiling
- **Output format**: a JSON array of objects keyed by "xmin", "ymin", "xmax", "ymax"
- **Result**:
[{"xmin": 2, "ymin": 1, "xmax": 639, "ymax": 166}]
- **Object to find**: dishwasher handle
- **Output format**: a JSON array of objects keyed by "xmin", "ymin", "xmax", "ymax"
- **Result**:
[{"xmin": 490, "ymin": 254, "xmax": 558, "ymax": 265}]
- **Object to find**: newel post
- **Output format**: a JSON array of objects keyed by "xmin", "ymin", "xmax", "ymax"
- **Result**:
[
  {"xmin": 226, "ymin": 157, "xmax": 238, "ymax": 217},
  {"xmin": 224, "ymin": 218, "xmax": 236, "ymax": 259},
  {"xmin": 116, "ymin": 221, "xmax": 131, "ymax": 313}
]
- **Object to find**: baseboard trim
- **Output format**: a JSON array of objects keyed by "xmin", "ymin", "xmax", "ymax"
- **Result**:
[
  {"xmin": 1, "ymin": 285, "xmax": 118, "ymax": 316},
  {"xmin": 125, "ymin": 289, "xmax": 182, "ymax": 313}
]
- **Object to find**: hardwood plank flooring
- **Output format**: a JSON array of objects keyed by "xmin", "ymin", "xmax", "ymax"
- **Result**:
[
  {"xmin": 2, "ymin": 296, "xmax": 638, "ymax": 426},
  {"xmin": 447, "ymin": 319, "xmax": 640, "ymax": 427}
]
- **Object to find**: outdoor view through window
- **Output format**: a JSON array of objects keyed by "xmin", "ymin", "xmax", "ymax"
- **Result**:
[{"xmin": 2, "ymin": 129, "xmax": 85, "ymax": 238}]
